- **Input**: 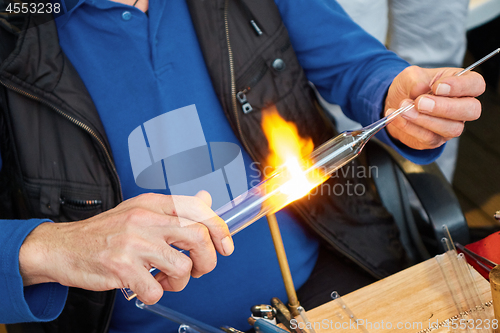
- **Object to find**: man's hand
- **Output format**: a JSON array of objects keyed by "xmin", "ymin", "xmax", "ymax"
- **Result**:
[
  {"xmin": 18, "ymin": 191, "xmax": 233, "ymax": 305},
  {"xmin": 384, "ymin": 66, "xmax": 486, "ymax": 150}
]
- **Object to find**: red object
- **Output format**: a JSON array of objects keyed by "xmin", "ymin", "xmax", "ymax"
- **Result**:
[{"xmin": 463, "ymin": 231, "xmax": 500, "ymax": 280}]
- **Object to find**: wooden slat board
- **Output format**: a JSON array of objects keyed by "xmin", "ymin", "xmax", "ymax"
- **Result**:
[{"xmin": 305, "ymin": 257, "xmax": 493, "ymax": 333}]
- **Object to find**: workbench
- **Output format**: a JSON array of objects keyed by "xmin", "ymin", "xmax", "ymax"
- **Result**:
[{"xmin": 305, "ymin": 256, "xmax": 494, "ymax": 333}]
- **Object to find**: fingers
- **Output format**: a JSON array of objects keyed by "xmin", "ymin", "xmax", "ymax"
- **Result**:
[
  {"xmin": 37, "ymin": 192, "xmax": 235, "ymax": 304},
  {"xmin": 154, "ymin": 271, "xmax": 189, "ymax": 293},
  {"xmin": 125, "ymin": 193, "xmax": 234, "ymax": 256},
  {"xmin": 168, "ymin": 195, "xmax": 234, "ymax": 257},
  {"xmin": 386, "ymin": 111, "xmax": 447, "ymax": 150},
  {"xmin": 412, "ymin": 95, "xmax": 481, "ymax": 121},
  {"xmin": 130, "ymin": 268, "xmax": 165, "ymax": 305},
  {"xmin": 161, "ymin": 220, "xmax": 218, "ymax": 278},
  {"xmin": 386, "ymin": 74, "xmax": 483, "ymax": 149},
  {"xmin": 401, "ymin": 107, "xmax": 465, "ymax": 138},
  {"xmin": 431, "ymin": 71, "xmax": 486, "ymax": 98},
  {"xmin": 117, "ymin": 193, "xmax": 234, "ymax": 294},
  {"xmin": 122, "ymin": 193, "xmax": 233, "ymax": 285}
]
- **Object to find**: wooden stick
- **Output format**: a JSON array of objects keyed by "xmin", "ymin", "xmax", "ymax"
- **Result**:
[
  {"xmin": 490, "ymin": 265, "xmax": 500, "ymax": 333},
  {"xmin": 266, "ymin": 213, "xmax": 300, "ymax": 317}
]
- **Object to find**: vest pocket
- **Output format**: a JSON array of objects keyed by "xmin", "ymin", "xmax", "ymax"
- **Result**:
[
  {"xmin": 234, "ymin": 25, "xmax": 303, "ymax": 113},
  {"xmin": 24, "ymin": 180, "xmax": 103, "ymax": 222},
  {"xmin": 59, "ymin": 196, "xmax": 103, "ymax": 221},
  {"xmin": 58, "ymin": 189, "xmax": 103, "ymax": 222}
]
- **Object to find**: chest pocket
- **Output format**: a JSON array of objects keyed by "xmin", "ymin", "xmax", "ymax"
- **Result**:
[{"xmin": 234, "ymin": 24, "xmax": 299, "ymax": 114}]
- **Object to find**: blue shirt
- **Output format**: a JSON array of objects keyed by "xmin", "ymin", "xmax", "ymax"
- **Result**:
[{"xmin": 0, "ymin": 0, "xmax": 443, "ymax": 329}]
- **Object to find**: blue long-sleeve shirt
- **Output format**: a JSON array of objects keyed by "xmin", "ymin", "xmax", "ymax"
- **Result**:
[{"xmin": 0, "ymin": 0, "xmax": 443, "ymax": 330}]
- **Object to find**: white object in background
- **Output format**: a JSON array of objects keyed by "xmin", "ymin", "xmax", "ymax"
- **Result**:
[{"xmin": 467, "ymin": 0, "xmax": 500, "ymax": 30}]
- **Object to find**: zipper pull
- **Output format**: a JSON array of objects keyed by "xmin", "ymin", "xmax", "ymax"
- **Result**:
[
  {"xmin": 236, "ymin": 0, "xmax": 263, "ymax": 36},
  {"xmin": 250, "ymin": 20, "xmax": 262, "ymax": 36},
  {"xmin": 236, "ymin": 90, "xmax": 253, "ymax": 114}
]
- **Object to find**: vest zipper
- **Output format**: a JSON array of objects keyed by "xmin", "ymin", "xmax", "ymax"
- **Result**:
[
  {"xmin": 1, "ymin": 78, "xmax": 120, "ymax": 332},
  {"xmin": 236, "ymin": 89, "xmax": 253, "ymax": 114},
  {"xmin": 236, "ymin": 60, "xmax": 268, "ymax": 114},
  {"xmin": 225, "ymin": 0, "xmax": 253, "ymax": 157},
  {"xmin": 0, "ymin": 79, "xmax": 123, "ymax": 203},
  {"xmin": 223, "ymin": 0, "xmax": 381, "ymax": 279}
]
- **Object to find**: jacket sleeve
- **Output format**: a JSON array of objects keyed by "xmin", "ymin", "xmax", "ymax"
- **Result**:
[
  {"xmin": 274, "ymin": 0, "xmax": 444, "ymax": 165},
  {"xmin": 0, "ymin": 219, "xmax": 68, "ymax": 324}
]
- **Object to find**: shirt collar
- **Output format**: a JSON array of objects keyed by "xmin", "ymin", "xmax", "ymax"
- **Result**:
[{"xmin": 55, "ymin": 0, "xmax": 139, "ymax": 27}]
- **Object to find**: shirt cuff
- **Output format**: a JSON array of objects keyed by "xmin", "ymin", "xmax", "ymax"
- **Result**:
[
  {"xmin": 376, "ymin": 128, "xmax": 445, "ymax": 165},
  {"xmin": 1, "ymin": 219, "xmax": 68, "ymax": 323},
  {"xmin": 356, "ymin": 72, "xmax": 445, "ymax": 165}
]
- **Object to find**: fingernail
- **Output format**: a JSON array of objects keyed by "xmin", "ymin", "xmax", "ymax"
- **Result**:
[
  {"xmin": 402, "ymin": 108, "xmax": 418, "ymax": 120},
  {"xmin": 401, "ymin": 100, "xmax": 413, "ymax": 108},
  {"xmin": 436, "ymin": 83, "xmax": 451, "ymax": 96},
  {"xmin": 418, "ymin": 97, "xmax": 435, "ymax": 113},
  {"xmin": 221, "ymin": 236, "xmax": 234, "ymax": 255}
]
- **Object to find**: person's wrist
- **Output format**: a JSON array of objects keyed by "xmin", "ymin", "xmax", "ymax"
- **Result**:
[{"xmin": 19, "ymin": 222, "xmax": 59, "ymax": 286}]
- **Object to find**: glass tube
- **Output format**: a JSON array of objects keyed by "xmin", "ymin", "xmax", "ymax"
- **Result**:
[
  {"xmin": 122, "ymin": 121, "xmax": 381, "ymax": 301},
  {"xmin": 135, "ymin": 300, "xmax": 225, "ymax": 333},
  {"xmin": 122, "ymin": 48, "xmax": 499, "ymax": 301}
]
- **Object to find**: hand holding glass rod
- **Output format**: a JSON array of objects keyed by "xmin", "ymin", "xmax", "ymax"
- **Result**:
[
  {"xmin": 382, "ymin": 48, "xmax": 500, "ymax": 124},
  {"xmin": 121, "ymin": 48, "xmax": 499, "ymax": 301}
]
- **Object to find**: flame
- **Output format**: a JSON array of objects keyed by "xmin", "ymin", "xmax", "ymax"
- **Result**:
[
  {"xmin": 261, "ymin": 107, "xmax": 326, "ymax": 204},
  {"xmin": 262, "ymin": 107, "xmax": 314, "ymax": 168}
]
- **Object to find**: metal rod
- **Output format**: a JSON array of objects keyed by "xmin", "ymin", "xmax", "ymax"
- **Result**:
[
  {"xmin": 457, "ymin": 48, "xmax": 500, "ymax": 76},
  {"xmin": 266, "ymin": 213, "xmax": 300, "ymax": 317}
]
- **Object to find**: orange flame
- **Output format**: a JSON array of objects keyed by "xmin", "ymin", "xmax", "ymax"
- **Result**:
[
  {"xmin": 261, "ymin": 106, "xmax": 325, "ymax": 204},
  {"xmin": 262, "ymin": 107, "xmax": 314, "ymax": 168}
]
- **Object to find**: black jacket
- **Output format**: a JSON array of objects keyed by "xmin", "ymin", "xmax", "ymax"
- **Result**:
[{"xmin": 0, "ymin": 0, "xmax": 407, "ymax": 332}]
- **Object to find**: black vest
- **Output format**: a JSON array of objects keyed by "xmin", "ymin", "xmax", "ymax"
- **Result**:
[{"xmin": 0, "ymin": 1, "xmax": 408, "ymax": 332}]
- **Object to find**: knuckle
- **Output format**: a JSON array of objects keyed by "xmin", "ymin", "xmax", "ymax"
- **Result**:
[
  {"xmin": 430, "ymin": 135, "xmax": 444, "ymax": 147},
  {"xmin": 140, "ymin": 284, "xmax": 163, "ymax": 305},
  {"xmin": 105, "ymin": 251, "xmax": 133, "ymax": 277},
  {"xmin": 161, "ymin": 247, "xmax": 193, "ymax": 277},
  {"xmin": 192, "ymin": 224, "xmax": 212, "ymax": 246},
  {"xmin": 209, "ymin": 217, "xmax": 228, "ymax": 238},
  {"xmin": 135, "ymin": 193, "xmax": 162, "ymax": 207},
  {"xmin": 133, "ymin": 193, "xmax": 150, "ymax": 205},
  {"xmin": 137, "ymin": 192, "xmax": 158, "ymax": 201},
  {"xmin": 175, "ymin": 256, "xmax": 193, "ymax": 277},
  {"xmin": 195, "ymin": 253, "xmax": 217, "ymax": 276},
  {"xmin": 422, "ymin": 132, "xmax": 442, "ymax": 148},
  {"xmin": 124, "ymin": 207, "xmax": 145, "ymax": 222},
  {"xmin": 165, "ymin": 214, "xmax": 180, "ymax": 226},
  {"xmin": 404, "ymin": 65, "xmax": 420, "ymax": 78},
  {"xmin": 125, "ymin": 207, "xmax": 157, "ymax": 227}
]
